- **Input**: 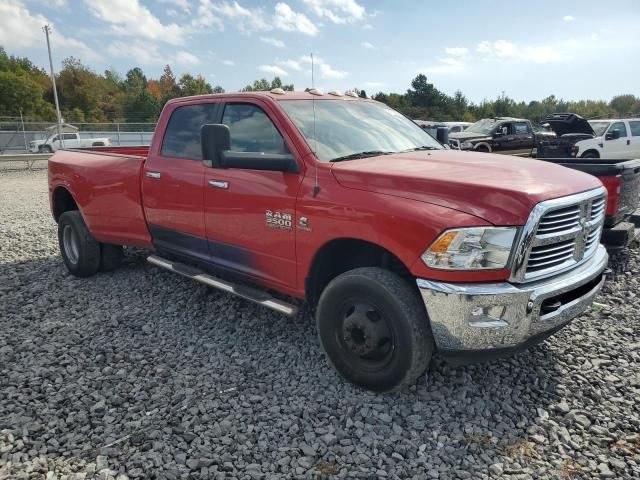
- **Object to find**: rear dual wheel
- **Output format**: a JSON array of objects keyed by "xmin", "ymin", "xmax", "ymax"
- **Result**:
[
  {"xmin": 58, "ymin": 211, "xmax": 122, "ymax": 277},
  {"xmin": 316, "ymin": 267, "xmax": 434, "ymax": 392}
]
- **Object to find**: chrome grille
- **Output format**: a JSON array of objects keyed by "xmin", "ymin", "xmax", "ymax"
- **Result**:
[{"xmin": 510, "ymin": 188, "xmax": 607, "ymax": 283}]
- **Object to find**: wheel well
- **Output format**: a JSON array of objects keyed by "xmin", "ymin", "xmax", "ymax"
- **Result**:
[
  {"xmin": 581, "ymin": 149, "xmax": 600, "ymax": 158},
  {"xmin": 52, "ymin": 187, "xmax": 78, "ymax": 222},
  {"xmin": 305, "ymin": 238, "xmax": 413, "ymax": 307}
]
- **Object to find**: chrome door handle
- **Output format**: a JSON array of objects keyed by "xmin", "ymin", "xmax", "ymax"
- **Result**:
[
  {"xmin": 208, "ymin": 180, "xmax": 229, "ymax": 189},
  {"xmin": 145, "ymin": 171, "xmax": 161, "ymax": 179}
]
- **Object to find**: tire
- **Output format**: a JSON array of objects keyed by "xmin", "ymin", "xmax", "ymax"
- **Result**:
[
  {"xmin": 100, "ymin": 244, "xmax": 123, "ymax": 272},
  {"xmin": 40, "ymin": 145, "xmax": 53, "ymax": 153},
  {"xmin": 58, "ymin": 211, "xmax": 101, "ymax": 277},
  {"xmin": 316, "ymin": 267, "xmax": 434, "ymax": 392},
  {"xmin": 92, "ymin": 142, "xmax": 105, "ymax": 147},
  {"xmin": 474, "ymin": 145, "xmax": 490, "ymax": 153},
  {"xmin": 581, "ymin": 151, "xmax": 599, "ymax": 159}
]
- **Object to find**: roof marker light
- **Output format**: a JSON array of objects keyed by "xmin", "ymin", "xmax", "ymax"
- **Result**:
[
  {"xmin": 308, "ymin": 88, "xmax": 323, "ymax": 96},
  {"xmin": 328, "ymin": 90, "xmax": 342, "ymax": 96},
  {"xmin": 344, "ymin": 90, "xmax": 359, "ymax": 98},
  {"xmin": 270, "ymin": 88, "xmax": 286, "ymax": 95}
]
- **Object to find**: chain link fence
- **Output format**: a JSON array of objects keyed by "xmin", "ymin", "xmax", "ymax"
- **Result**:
[{"xmin": 0, "ymin": 120, "xmax": 156, "ymax": 153}]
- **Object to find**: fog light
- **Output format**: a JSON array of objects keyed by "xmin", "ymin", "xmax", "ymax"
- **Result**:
[{"xmin": 469, "ymin": 305, "xmax": 508, "ymax": 327}]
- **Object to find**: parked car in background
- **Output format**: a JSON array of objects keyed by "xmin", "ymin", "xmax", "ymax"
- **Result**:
[
  {"xmin": 449, "ymin": 117, "xmax": 537, "ymax": 153},
  {"xmin": 538, "ymin": 114, "xmax": 640, "ymax": 159},
  {"xmin": 49, "ymin": 91, "xmax": 608, "ymax": 392},
  {"xmin": 29, "ymin": 131, "xmax": 111, "ymax": 153},
  {"xmin": 443, "ymin": 121, "xmax": 472, "ymax": 133}
]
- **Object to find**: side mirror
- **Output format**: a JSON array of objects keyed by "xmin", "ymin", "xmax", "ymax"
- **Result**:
[
  {"xmin": 201, "ymin": 124, "xmax": 230, "ymax": 167},
  {"xmin": 436, "ymin": 126, "xmax": 449, "ymax": 145},
  {"xmin": 605, "ymin": 129, "xmax": 620, "ymax": 140},
  {"xmin": 201, "ymin": 123, "xmax": 298, "ymax": 173},
  {"xmin": 493, "ymin": 130, "xmax": 504, "ymax": 137}
]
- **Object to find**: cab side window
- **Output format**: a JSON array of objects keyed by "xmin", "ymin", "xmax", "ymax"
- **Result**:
[
  {"xmin": 630, "ymin": 121, "xmax": 640, "ymax": 137},
  {"xmin": 513, "ymin": 122, "xmax": 530, "ymax": 134},
  {"xmin": 609, "ymin": 122, "xmax": 628, "ymax": 137},
  {"xmin": 161, "ymin": 103, "xmax": 219, "ymax": 159},
  {"xmin": 222, "ymin": 104, "xmax": 287, "ymax": 154},
  {"xmin": 63, "ymin": 133, "xmax": 77, "ymax": 140}
]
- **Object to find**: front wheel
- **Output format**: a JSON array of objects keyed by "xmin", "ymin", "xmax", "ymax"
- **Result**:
[
  {"xmin": 316, "ymin": 267, "xmax": 434, "ymax": 392},
  {"xmin": 581, "ymin": 150, "xmax": 599, "ymax": 159},
  {"xmin": 40, "ymin": 145, "xmax": 53, "ymax": 153},
  {"xmin": 58, "ymin": 211, "xmax": 101, "ymax": 277}
]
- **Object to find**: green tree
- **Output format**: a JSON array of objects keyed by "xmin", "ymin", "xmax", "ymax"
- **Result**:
[
  {"xmin": 609, "ymin": 94, "xmax": 638, "ymax": 116},
  {"xmin": 178, "ymin": 73, "xmax": 213, "ymax": 96},
  {"xmin": 0, "ymin": 70, "xmax": 45, "ymax": 116}
]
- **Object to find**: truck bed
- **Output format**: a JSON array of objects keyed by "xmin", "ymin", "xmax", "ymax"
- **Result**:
[{"xmin": 48, "ymin": 147, "xmax": 153, "ymax": 248}]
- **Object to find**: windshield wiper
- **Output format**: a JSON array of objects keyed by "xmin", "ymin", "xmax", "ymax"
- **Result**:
[
  {"xmin": 401, "ymin": 146, "xmax": 439, "ymax": 152},
  {"xmin": 330, "ymin": 151, "xmax": 394, "ymax": 162}
]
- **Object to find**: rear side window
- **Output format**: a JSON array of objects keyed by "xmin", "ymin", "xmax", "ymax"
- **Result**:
[
  {"xmin": 609, "ymin": 121, "xmax": 628, "ymax": 137},
  {"xmin": 63, "ymin": 133, "xmax": 76, "ymax": 140},
  {"xmin": 222, "ymin": 103, "xmax": 286, "ymax": 154},
  {"xmin": 161, "ymin": 103, "xmax": 218, "ymax": 159},
  {"xmin": 514, "ymin": 122, "xmax": 530, "ymax": 134},
  {"xmin": 629, "ymin": 121, "xmax": 640, "ymax": 136}
]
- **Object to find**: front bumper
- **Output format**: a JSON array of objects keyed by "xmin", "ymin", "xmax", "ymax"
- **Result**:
[{"xmin": 417, "ymin": 245, "xmax": 608, "ymax": 355}]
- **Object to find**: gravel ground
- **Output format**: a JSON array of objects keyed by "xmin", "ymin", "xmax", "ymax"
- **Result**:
[{"xmin": 1, "ymin": 169, "xmax": 639, "ymax": 480}]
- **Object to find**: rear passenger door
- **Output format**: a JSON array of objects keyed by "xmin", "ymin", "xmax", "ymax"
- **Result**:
[
  {"xmin": 627, "ymin": 121, "xmax": 640, "ymax": 158},
  {"xmin": 142, "ymin": 102, "xmax": 221, "ymax": 262},
  {"xmin": 512, "ymin": 121, "xmax": 534, "ymax": 150}
]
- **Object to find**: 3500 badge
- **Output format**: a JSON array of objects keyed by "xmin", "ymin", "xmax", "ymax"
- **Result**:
[{"xmin": 265, "ymin": 210, "xmax": 292, "ymax": 230}]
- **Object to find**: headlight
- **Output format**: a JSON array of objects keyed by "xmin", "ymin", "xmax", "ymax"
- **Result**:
[
  {"xmin": 461, "ymin": 141, "xmax": 473, "ymax": 149},
  {"xmin": 421, "ymin": 227, "xmax": 518, "ymax": 270}
]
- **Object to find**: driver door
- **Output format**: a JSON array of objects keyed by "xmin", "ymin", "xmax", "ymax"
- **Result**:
[
  {"xmin": 203, "ymin": 101, "xmax": 302, "ymax": 289},
  {"xmin": 602, "ymin": 121, "xmax": 630, "ymax": 158}
]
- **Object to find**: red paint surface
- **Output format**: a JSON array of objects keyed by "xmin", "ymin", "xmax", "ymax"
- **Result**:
[{"xmin": 49, "ymin": 92, "xmax": 604, "ymax": 299}]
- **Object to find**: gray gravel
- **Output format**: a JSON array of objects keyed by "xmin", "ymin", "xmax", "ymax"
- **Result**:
[{"xmin": 1, "ymin": 169, "xmax": 639, "ymax": 480}]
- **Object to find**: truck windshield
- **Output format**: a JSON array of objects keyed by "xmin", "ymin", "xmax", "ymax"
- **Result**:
[
  {"xmin": 465, "ymin": 119, "xmax": 497, "ymax": 135},
  {"xmin": 588, "ymin": 121, "xmax": 611, "ymax": 136},
  {"xmin": 279, "ymin": 100, "xmax": 442, "ymax": 161}
]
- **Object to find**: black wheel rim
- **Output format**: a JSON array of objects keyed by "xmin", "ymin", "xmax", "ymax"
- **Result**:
[{"xmin": 335, "ymin": 300, "xmax": 395, "ymax": 373}]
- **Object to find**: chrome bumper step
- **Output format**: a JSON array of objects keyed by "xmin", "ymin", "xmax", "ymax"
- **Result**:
[{"xmin": 147, "ymin": 255, "xmax": 298, "ymax": 316}]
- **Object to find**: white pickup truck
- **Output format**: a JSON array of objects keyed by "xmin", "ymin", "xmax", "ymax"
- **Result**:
[
  {"xmin": 29, "ymin": 132, "xmax": 111, "ymax": 153},
  {"xmin": 538, "ymin": 115, "xmax": 640, "ymax": 159}
]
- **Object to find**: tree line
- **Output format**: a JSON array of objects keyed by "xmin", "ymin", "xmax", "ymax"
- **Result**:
[{"xmin": 1, "ymin": 46, "xmax": 638, "ymax": 126}]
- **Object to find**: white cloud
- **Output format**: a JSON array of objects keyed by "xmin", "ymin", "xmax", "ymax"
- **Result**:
[
  {"xmin": 444, "ymin": 47, "xmax": 468, "ymax": 57},
  {"xmin": 563, "ymin": 15, "xmax": 575, "ymax": 22},
  {"xmin": 319, "ymin": 63, "xmax": 346, "ymax": 79},
  {"xmin": 274, "ymin": 2, "xmax": 318, "ymax": 36},
  {"xmin": 258, "ymin": 64, "xmax": 288, "ymax": 76},
  {"xmin": 363, "ymin": 81, "xmax": 384, "ymax": 88},
  {"xmin": 209, "ymin": 1, "xmax": 270, "ymax": 32},
  {"xmin": 166, "ymin": 8, "xmax": 179, "ymax": 16},
  {"xmin": 277, "ymin": 59, "xmax": 303, "ymax": 70},
  {"xmin": 260, "ymin": 36, "xmax": 285, "ymax": 48},
  {"xmin": 0, "ymin": 1, "xmax": 96, "ymax": 59},
  {"xmin": 303, "ymin": 0, "xmax": 366, "ymax": 24},
  {"xmin": 362, "ymin": 23, "xmax": 373, "ymax": 30},
  {"xmin": 84, "ymin": 0, "xmax": 186, "ymax": 45},
  {"xmin": 476, "ymin": 39, "xmax": 562, "ymax": 63},
  {"xmin": 158, "ymin": 0, "xmax": 191, "ymax": 12},
  {"xmin": 222, "ymin": 59, "xmax": 235, "ymax": 66},
  {"xmin": 361, "ymin": 41, "xmax": 375, "ymax": 49},
  {"xmin": 298, "ymin": 54, "xmax": 346, "ymax": 79},
  {"xmin": 426, "ymin": 57, "xmax": 467, "ymax": 74},
  {"xmin": 106, "ymin": 41, "xmax": 199, "ymax": 66}
]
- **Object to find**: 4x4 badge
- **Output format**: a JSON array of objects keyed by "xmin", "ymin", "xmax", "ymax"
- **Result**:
[{"xmin": 298, "ymin": 216, "xmax": 312, "ymax": 232}]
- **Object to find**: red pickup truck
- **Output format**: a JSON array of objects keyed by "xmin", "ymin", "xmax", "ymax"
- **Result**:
[{"xmin": 49, "ymin": 91, "xmax": 608, "ymax": 392}]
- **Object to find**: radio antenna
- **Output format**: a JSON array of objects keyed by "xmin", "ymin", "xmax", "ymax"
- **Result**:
[{"xmin": 311, "ymin": 52, "xmax": 320, "ymax": 198}]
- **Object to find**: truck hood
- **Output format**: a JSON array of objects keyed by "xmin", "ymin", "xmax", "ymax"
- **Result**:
[
  {"xmin": 448, "ymin": 131, "xmax": 491, "ymax": 142},
  {"xmin": 541, "ymin": 113, "xmax": 595, "ymax": 137},
  {"xmin": 331, "ymin": 150, "xmax": 602, "ymax": 225}
]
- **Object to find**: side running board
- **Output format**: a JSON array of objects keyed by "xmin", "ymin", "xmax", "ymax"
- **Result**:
[{"xmin": 147, "ymin": 255, "xmax": 298, "ymax": 316}]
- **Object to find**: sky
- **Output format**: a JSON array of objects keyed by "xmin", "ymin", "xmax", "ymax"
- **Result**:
[{"xmin": 1, "ymin": 0, "xmax": 639, "ymax": 103}]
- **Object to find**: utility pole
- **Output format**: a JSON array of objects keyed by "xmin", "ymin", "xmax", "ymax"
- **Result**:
[{"xmin": 43, "ymin": 25, "xmax": 64, "ymax": 148}]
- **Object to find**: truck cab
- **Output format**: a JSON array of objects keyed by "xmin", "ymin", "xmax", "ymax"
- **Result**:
[
  {"xmin": 449, "ymin": 117, "xmax": 536, "ymax": 153},
  {"xmin": 576, "ymin": 119, "xmax": 640, "ymax": 159}
]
